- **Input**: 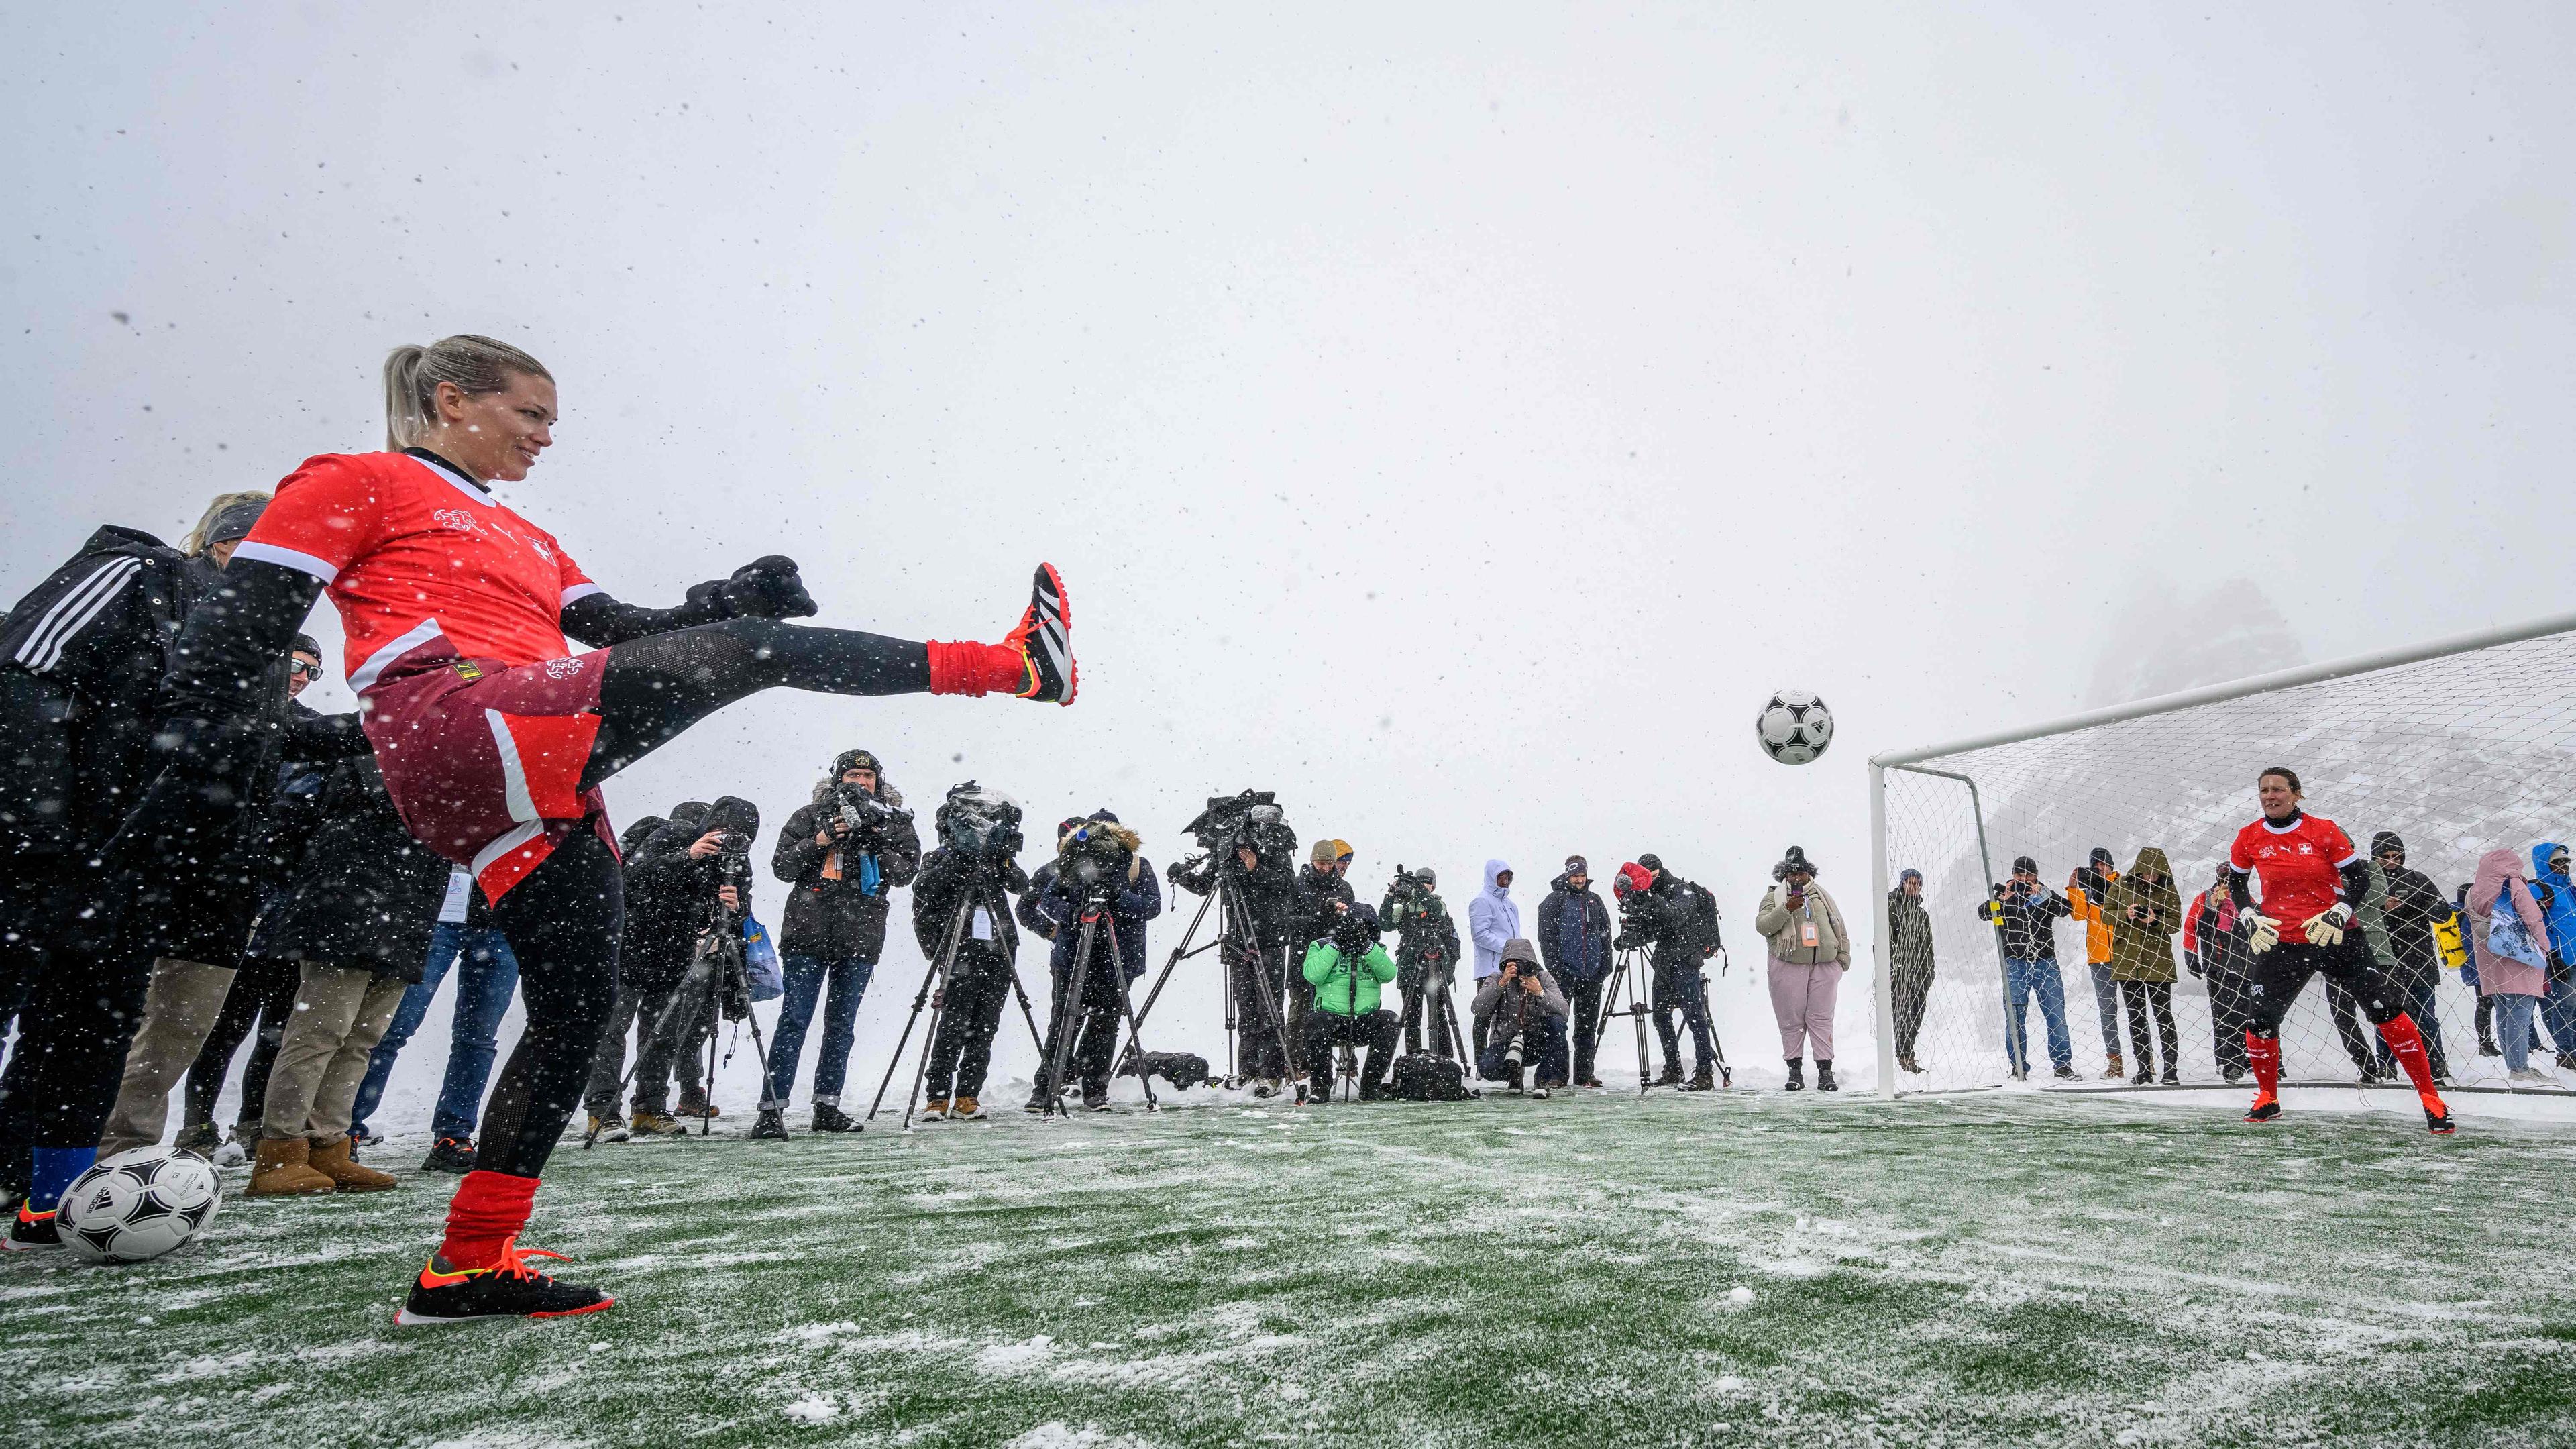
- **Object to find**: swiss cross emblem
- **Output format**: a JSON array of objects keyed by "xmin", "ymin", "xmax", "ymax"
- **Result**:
[
  {"xmin": 531, "ymin": 537, "xmax": 553, "ymax": 561},
  {"xmin": 432, "ymin": 508, "xmax": 478, "ymax": 534}
]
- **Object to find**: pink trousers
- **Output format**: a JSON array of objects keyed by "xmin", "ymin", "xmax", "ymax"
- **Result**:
[{"xmin": 1768, "ymin": 958, "xmax": 1841, "ymax": 1060}]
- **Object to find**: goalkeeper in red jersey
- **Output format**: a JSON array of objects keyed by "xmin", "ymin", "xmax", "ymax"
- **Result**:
[{"xmin": 2229, "ymin": 767, "xmax": 2453, "ymax": 1134}]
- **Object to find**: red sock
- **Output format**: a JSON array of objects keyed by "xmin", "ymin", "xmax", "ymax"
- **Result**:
[
  {"xmin": 2246, "ymin": 1030, "xmax": 2279, "ymax": 1099},
  {"xmin": 2375, "ymin": 1013, "xmax": 2443, "ymax": 1106},
  {"xmin": 925, "ymin": 639, "xmax": 1026, "ymax": 697},
  {"xmin": 437, "ymin": 1169, "xmax": 539, "ymax": 1270}
]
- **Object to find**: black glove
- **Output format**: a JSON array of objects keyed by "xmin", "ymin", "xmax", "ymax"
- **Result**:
[{"xmin": 714, "ymin": 556, "xmax": 818, "ymax": 620}]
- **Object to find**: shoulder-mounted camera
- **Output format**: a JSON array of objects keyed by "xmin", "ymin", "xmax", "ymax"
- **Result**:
[{"xmin": 935, "ymin": 780, "xmax": 1022, "ymax": 862}]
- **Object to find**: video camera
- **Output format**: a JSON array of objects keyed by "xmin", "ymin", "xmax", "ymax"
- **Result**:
[
  {"xmin": 1057, "ymin": 819, "xmax": 1132, "ymax": 900},
  {"xmin": 1181, "ymin": 789, "xmax": 1295, "ymax": 865},
  {"xmin": 1385, "ymin": 864, "xmax": 1434, "ymax": 905},
  {"xmin": 835, "ymin": 781, "xmax": 913, "ymax": 841},
  {"xmin": 936, "ymin": 780, "xmax": 1022, "ymax": 863}
]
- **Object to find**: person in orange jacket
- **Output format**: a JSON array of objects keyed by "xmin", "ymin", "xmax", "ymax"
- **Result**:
[{"xmin": 2065, "ymin": 847, "xmax": 2126, "ymax": 1079}]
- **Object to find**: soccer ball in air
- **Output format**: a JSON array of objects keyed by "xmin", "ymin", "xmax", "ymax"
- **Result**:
[
  {"xmin": 1756, "ymin": 690, "xmax": 1834, "ymax": 765},
  {"xmin": 58, "ymin": 1147, "xmax": 223, "ymax": 1264}
]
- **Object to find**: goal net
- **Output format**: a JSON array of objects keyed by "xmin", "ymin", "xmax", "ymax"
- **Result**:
[{"xmin": 1870, "ymin": 612, "xmax": 2576, "ymax": 1099}]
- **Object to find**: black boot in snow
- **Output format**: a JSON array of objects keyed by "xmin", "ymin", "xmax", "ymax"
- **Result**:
[
  {"xmin": 810, "ymin": 1103, "xmax": 857, "ymax": 1133},
  {"xmin": 1784, "ymin": 1059, "xmax": 1805, "ymax": 1091},
  {"xmin": 1682, "ymin": 1063, "xmax": 1716, "ymax": 1092},
  {"xmin": 1816, "ymin": 1060, "xmax": 1838, "ymax": 1093},
  {"xmin": 1654, "ymin": 1062, "xmax": 1683, "ymax": 1088},
  {"xmin": 749, "ymin": 1109, "xmax": 788, "ymax": 1140}
]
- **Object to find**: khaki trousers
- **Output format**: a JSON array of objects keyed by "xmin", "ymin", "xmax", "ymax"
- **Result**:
[
  {"xmin": 97, "ymin": 957, "xmax": 235, "ymax": 1159},
  {"xmin": 262, "ymin": 963, "xmax": 407, "ymax": 1142}
]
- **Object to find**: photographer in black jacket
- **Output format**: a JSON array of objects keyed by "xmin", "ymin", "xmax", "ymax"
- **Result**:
[
  {"xmin": 1169, "ymin": 794, "xmax": 1305, "ymax": 1096},
  {"xmin": 766, "ymin": 750, "xmax": 921, "ymax": 1132},
  {"xmin": 1028, "ymin": 812, "xmax": 1161, "ymax": 1112},
  {"xmin": 582, "ymin": 803, "xmax": 703, "ymax": 1139},
  {"xmin": 907, "ymin": 784, "xmax": 1028, "ymax": 1122},
  {"xmin": 1614, "ymin": 856, "xmax": 1719, "ymax": 1091}
]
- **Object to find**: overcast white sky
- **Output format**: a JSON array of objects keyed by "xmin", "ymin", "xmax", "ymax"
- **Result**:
[{"xmin": 6, "ymin": 4, "xmax": 2571, "ymax": 1093}]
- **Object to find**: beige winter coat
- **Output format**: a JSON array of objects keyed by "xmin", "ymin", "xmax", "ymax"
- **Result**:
[{"xmin": 1756, "ymin": 883, "xmax": 1851, "ymax": 969}]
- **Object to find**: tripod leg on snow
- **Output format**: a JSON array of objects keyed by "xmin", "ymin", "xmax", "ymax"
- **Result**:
[
  {"xmin": 869, "ymin": 904, "xmax": 972, "ymax": 1121},
  {"xmin": 902, "ymin": 910, "xmax": 972, "ymax": 1130},
  {"xmin": 1042, "ymin": 916, "xmax": 1099, "ymax": 1118},
  {"xmin": 1105, "ymin": 928, "xmax": 1159, "ymax": 1111},
  {"xmin": 1129, "ymin": 886, "xmax": 1214, "ymax": 1038}
]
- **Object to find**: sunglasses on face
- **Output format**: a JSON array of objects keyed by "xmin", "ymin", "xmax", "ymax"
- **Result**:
[{"xmin": 287, "ymin": 659, "xmax": 320, "ymax": 679}]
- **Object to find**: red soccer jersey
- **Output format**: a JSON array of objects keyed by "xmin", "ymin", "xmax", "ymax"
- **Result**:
[
  {"xmin": 2229, "ymin": 813, "xmax": 2358, "ymax": 924},
  {"xmin": 234, "ymin": 451, "xmax": 598, "ymax": 690}
]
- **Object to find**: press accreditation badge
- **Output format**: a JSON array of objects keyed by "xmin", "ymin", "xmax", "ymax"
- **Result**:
[
  {"xmin": 439, "ymin": 868, "xmax": 473, "ymax": 925},
  {"xmin": 1800, "ymin": 920, "xmax": 1819, "ymax": 949},
  {"xmin": 972, "ymin": 908, "xmax": 996, "ymax": 941}
]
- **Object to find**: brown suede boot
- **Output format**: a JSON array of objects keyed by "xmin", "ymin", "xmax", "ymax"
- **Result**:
[
  {"xmin": 248, "ymin": 1137, "xmax": 336, "ymax": 1197},
  {"xmin": 307, "ymin": 1136, "xmax": 397, "ymax": 1193}
]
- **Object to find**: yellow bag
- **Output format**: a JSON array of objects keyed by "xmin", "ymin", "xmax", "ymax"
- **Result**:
[{"xmin": 2434, "ymin": 911, "xmax": 2468, "ymax": 971}]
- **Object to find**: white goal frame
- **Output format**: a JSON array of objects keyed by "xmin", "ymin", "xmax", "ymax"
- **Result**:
[{"xmin": 1868, "ymin": 607, "xmax": 2576, "ymax": 1098}]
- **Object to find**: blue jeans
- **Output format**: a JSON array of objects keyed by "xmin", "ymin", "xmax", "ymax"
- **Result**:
[
  {"xmin": 1479, "ymin": 1020, "xmax": 1570, "ymax": 1086},
  {"xmin": 350, "ymin": 924, "xmax": 521, "ymax": 1140},
  {"xmin": 2541, "ymin": 969, "xmax": 2576, "ymax": 1058},
  {"xmin": 2494, "ymin": 993, "xmax": 2538, "ymax": 1073},
  {"xmin": 2086, "ymin": 961, "xmax": 2121, "ymax": 1060},
  {"xmin": 2004, "ymin": 958, "xmax": 2073, "ymax": 1074},
  {"xmin": 764, "ymin": 955, "xmax": 875, "ymax": 1108}
]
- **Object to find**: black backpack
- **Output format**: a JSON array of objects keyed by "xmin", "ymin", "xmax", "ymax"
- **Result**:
[
  {"xmin": 1391, "ymin": 1053, "xmax": 1478, "ymax": 1102},
  {"xmin": 1118, "ymin": 1050, "xmax": 1212, "ymax": 1091},
  {"xmin": 1686, "ymin": 881, "xmax": 1724, "ymax": 959}
]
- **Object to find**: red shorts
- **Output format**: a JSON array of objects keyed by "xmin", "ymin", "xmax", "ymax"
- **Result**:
[{"xmin": 360, "ymin": 650, "xmax": 617, "ymax": 903}]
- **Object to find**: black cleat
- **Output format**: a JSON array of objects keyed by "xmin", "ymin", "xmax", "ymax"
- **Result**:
[
  {"xmin": 1004, "ymin": 564, "xmax": 1076, "ymax": 706},
  {"xmin": 2243, "ymin": 1095, "xmax": 2282, "ymax": 1124},
  {"xmin": 2426, "ymin": 1106, "xmax": 2457, "ymax": 1136},
  {"xmin": 4, "ymin": 1204, "xmax": 61, "ymax": 1252},
  {"xmin": 421, "ymin": 1137, "xmax": 478, "ymax": 1174},
  {"xmin": 396, "ymin": 1240, "xmax": 613, "ymax": 1326}
]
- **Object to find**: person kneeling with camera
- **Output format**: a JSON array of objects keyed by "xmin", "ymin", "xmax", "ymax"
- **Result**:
[
  {"xmin": 1300, "ymin": 904, "xmax": 1401, "ymax": 1100},
  {"xmin": 1472, "ymin": 940, "xmax": 1570, "ymax": 1097}
]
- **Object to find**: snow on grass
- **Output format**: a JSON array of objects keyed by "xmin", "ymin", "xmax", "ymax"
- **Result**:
[{"xmin": 7, "ymin": 1091, "xmax": 2575, "ymax": 1446}]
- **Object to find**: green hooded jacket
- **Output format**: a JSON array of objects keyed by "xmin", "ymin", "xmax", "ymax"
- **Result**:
[{"xmin": 1302, "ymin": 939, "xmax": 1399, "ymax": 1016}]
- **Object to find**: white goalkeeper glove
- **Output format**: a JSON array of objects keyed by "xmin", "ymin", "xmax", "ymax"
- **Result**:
[
  {"xmin": 2301, "ymin": 904, "xmax": 2352, "ymax": 947},
  {"xmin": 2241, "ymin": 911, "xmax": 2282, "ymax": 953}
]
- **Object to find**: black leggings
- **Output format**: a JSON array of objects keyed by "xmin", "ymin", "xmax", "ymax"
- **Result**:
[
  {"xmin": 584, "ymin": 619, "xmax": 928, "ymax": 788},
  {"xmin": 186, "ymin": 956, "xmax": 298, "ymax": 1132},
  {"xmin": 2119, "ymin": 980, "xmax": 2177, "ymax": 1073}
]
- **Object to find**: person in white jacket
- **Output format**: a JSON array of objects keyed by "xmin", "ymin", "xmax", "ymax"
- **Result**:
[{"xmin": 1467, "ymin": 859, "xmax": 1521, "ymax": 1059}]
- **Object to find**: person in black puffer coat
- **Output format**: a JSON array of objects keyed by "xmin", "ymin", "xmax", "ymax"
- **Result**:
[
  {"xmin": 766, "ymin": 750, "xmax": 922, "ymax": 1131},
  {"xmin": 241, "ymin": 754, "xmax": 449, "ymax": 1195},
  {"xmin": 908, "ymin": 788, "xmax": 1030, "ymax": 1121},
  {"xmin": 580, "ymin": 802, "xmax": 710, "ymax": 1136}
]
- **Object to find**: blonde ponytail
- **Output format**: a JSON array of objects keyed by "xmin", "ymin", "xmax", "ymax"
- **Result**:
[{"xmin": 382, "ymin": 334, "xmax": 553, "ymax": 449}]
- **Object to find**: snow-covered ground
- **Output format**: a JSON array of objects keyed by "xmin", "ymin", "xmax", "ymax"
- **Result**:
[{"xmin": 9, "ymin": 1088, "xmax": 2572, "ymax": 1446}]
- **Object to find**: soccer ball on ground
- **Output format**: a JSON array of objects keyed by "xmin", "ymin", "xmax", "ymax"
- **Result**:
[
  {"xmin": 1756, "ymin": 690, "xmax": 1833, "ymax": 765},
  {"xmin": 58, "ymin": 1146, "xmax": 223, "ymax": 1264}
]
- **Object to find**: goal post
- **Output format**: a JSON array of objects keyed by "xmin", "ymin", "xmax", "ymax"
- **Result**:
[{"xmin": 1870, "ymin": 608, "xmax": 2576, "ymax": 1100}]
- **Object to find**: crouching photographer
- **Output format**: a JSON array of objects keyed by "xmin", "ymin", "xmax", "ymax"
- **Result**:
[
  {"xmin": 1472, "ymin": 940, "xmax": 1569, "ymax": 1095},
  {"xmin": 1379, "ymin": 865, "xmax": 1462, "ymax": 1057},
  {"xmin": 910, "ymin": 784, "xmax": 1028, "ymax": 1121},
  {"xmin": 1028, "ymin": 812, "xmax": 1160, "ymax": 1112},
  {"xmin": 1301, "ymin": 904, "xmax": 1401, "ymax": 1099},
  {"xmin": 765, "ymin": 749, "xmax": 920, "ymax": 1134}
]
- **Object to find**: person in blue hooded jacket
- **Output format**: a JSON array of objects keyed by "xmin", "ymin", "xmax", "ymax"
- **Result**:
[
  {"xmin": 1028, "ymin": 812, "xmax": 1161, "ymax": 1112},
  {"xmin": 1466, "ymin": 860, "xmax": 1521, "ymax": 1059},
  {"xmin": 2524, "ymin": 843, "xmax": 2576, "ymax": 1069}
]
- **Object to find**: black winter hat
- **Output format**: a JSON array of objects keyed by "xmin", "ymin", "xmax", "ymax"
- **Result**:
[
  {"xmin": 833, "ymin": 749, "xmax": 882, "ymax": 777},
  {"xmin": 670, "ymin": 800, "xmax": 713, "ymax": 827},
  {"xmin": 1345, "ymin": 902, "xmax": 1379, "ymax": 930},
  {"xmin": 705, "ymin": 795, "xmax": 761, "ymax": 839},
  {"xmin": 2371, "ymin": 831, "xmax": 2405, "ymax": 861},
  {"xmin": 620, "ymin": 815, "xmax": 671, "ymax": 856},
  {"xmin": 1089, "ymin": 809, "xmax": 1121, "ymax": 824},
  {"xmin": 2012, "ymin": 855, "xmax": 2039, "ymax": 875},
  {"xmin": 1773, "ymin": 845, "xmax": 1817, "ymax": 880},
  {"xmin": 2088, "ymin": 847, "xmax": 2115, "ymax": 869},
  {"xmin": 1637, "ymin": 853, "xmax": 1666, "ymax": 874},
  {"xmin": 1564, "ymin": 855, "xmax": 1589, "ymax": 875},
  {"xmin": 290, "ymin": 632, "xmax": 322, "ymax": 659}
]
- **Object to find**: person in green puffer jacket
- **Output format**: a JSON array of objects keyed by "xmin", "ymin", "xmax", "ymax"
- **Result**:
[{"xmin": 1300, "ymin": 904, "xmax": 1401, "ymax": 1100}]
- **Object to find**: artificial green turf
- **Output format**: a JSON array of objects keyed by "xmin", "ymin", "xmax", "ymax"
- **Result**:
[{"xmin": 8, "ymin": 1091, "xmax": 2575, "ymax": 1447}]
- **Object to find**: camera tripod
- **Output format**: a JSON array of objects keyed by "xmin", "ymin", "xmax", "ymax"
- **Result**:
[
  {"xmin": 1128, "ymin": 867, "xmax": 1305, "ymax": 1104},
  {"xmin": 1601, "ymin": 947, "xmax": 1733, "ymax": 1091},
  {"xmin": 865, "ymin": 885, "xmax": 1049, "ymax": 1130},
  {"xmin": 1035, "ymin": 887, "xmax": 1162, "ymax": 1117},
  {"xmin": 584, "ymin": 909, "xmax": 775, "ymax": 1147}
]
